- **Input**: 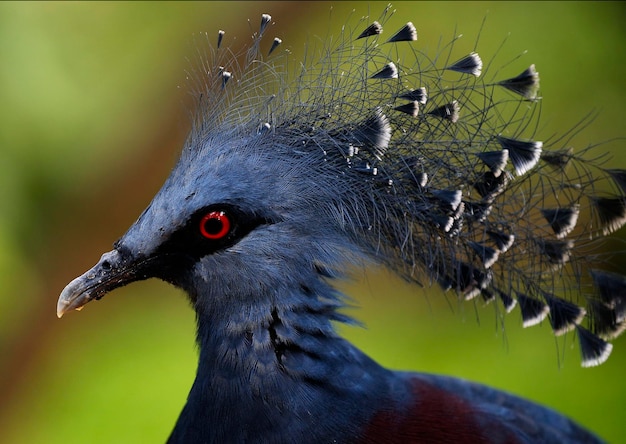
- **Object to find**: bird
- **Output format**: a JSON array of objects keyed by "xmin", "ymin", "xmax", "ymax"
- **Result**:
[{"xmin": 57, "ymin": 6, "xmax": 626, "ymax": 443}]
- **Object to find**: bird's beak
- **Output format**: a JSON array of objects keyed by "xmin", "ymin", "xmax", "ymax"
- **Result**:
[{"xmin": 57, "ymin": 249, "xmax": 141, "ymax": 318}]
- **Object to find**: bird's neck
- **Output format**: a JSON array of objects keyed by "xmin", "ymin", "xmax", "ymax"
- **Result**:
[{"xmin": 167, "ymin": 282, "xmax": 397, "ymax": 443}]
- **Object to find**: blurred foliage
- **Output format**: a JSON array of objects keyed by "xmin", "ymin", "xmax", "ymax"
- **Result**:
[{"xmin": 0, "ymin": 2, "xmax": 624, "ymax": 443}]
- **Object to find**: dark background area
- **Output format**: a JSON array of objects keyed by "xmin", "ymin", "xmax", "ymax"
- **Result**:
[{"xmin": 1, "ymin": 2, "xmax": 624, "ymax": 442}]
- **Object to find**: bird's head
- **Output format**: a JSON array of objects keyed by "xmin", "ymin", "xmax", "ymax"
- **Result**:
[
  {"xmin": 57, "ymin": 119, "xmax": 383, "ymax": 319},
  {"xmin": 56, "ymin": 12, "xmax": 423, "ymax": 321},
  {"xmin": 57, "ymin": 10, "xmax": 626, "ymax": 371}
]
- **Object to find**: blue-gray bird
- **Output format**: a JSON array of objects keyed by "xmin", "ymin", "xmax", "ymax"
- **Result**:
[{"xmin": 58, "ymin": 7, "xmax": 626, "ymax": 443}]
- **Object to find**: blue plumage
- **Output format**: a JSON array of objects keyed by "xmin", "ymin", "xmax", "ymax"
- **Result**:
[{"xmin": 58, "ymin": 6, "xmax": 625, "ymax": 442}]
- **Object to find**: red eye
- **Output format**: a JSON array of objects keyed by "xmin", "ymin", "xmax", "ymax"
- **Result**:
[{"xmin": 199, "ymin": 211, "xmax": 231, "ymax": 240}]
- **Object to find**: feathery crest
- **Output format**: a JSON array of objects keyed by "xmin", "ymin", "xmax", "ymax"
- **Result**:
[{"xmin": 185, "ymin": 6, "xmax": 626, "ymax": 367}]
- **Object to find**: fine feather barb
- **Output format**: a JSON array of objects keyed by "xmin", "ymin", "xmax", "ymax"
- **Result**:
[
  {"xmin": 387, "ymin": 22, "xmax": 417, "ymax": 43},
  {"xmin": 399, "ymin": 87, "xmax": 427, "ymax": 104},
  {"xmin": 446, "ymin": 52, "xmax": 483, "ymax": 77},
  {"xmin": 498, "ymin": 64, "xmax": 540, "ymax": 101},
  {"xmin": 356, "ymin": 21, "xmax": 383, "ymax": 40},
  {"xmin": 476, "ymin": 149, "xmax": 509, "ymax": 177},
  {"xmin": 516, "ymin": 292, "xmax": 549, "ymax": 328},
  {"xmin": 540, "ymin": 205, "xmax": 580, "ymax": 239}
]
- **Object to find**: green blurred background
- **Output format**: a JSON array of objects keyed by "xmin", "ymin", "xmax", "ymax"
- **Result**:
[{"xmin": 1, "ymin": 1, "xmax": 625, "ymax": 442}]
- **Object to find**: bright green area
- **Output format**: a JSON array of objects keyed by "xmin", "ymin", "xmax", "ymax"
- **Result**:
[{"xmin": 1, "ymin": 2, "xmax": 624, "ymax": 443}]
